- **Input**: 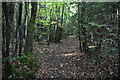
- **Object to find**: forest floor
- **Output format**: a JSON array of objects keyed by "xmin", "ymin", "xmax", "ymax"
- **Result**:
[{"xmin": 33, "ymin": 35, "xmax": 118, "ymax": 79}]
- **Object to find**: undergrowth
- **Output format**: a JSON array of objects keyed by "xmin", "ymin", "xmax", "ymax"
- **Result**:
[{"xmin": 3, "ymin": 52, "xmax": 39, "ymax": 79}]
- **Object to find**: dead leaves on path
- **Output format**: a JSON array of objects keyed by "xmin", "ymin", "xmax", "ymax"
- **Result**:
[{"xmin": 34, "ymin": 36, "xmax": 118, "ymax": 79}]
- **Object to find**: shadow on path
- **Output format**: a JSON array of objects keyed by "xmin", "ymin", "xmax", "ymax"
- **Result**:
[{"xmin": 34, "ymin": 35, "xmax": 118, "ymax": 79}]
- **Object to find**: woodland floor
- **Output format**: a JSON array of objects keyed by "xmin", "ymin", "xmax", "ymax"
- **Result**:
[{"xmin": 33, "ymin": 35, "xmax": 118, "ymax": 79}]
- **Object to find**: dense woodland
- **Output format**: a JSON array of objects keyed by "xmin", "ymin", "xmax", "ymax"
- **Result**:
[{"xmin": 2, "ymin": 2, "xmax": 120, "ymax": 79}]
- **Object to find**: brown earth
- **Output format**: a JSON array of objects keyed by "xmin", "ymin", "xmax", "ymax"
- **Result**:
[{"xmin": 33, "ymin": 35, "xmax": 118, "ymax": 79}]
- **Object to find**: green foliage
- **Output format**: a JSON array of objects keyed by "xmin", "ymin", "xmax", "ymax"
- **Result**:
[
  {"xmin": 51, "ymin": 21, "xmax": 57, "ymax": 25},
  {"xmin": 89, "ymin": 22, "xmax": 104, "ymax": 27},
  {"xmin": 8, "ymin": 52, "xmax": 39, "ymax": 79}
]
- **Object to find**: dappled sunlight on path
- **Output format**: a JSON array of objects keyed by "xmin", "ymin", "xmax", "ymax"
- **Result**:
[
  {"xmin": 60, "ymin": 53, "xmax": 85, "ymax": 57},
  {"xmin": 34, "ymin": 35, "xmax": 118, "ymax": 79}
]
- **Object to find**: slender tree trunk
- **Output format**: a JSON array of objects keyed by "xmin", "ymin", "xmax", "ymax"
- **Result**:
[
  {"xmin": 2, "ymin": 11, "xmax": 6, "ymax": 58},
  {"xmin": 24, "ymin": 2, "xmax": 37, "ymax": 53},
  {"xmin": 19, "ymin": 3, "xmax": 23, "ymax": 54},
  {"xmin": 19, "ymin": 2, "xmax": 28, "ymax": 54},
  {"xmin": 14, "ymin": 2, "xmax": 23, "ymax": 54},
  {"xmin": 2, "ymin": 7, "xmax": 6, "ymax": 78},
  {"xmin": 54, "ymin": 4, "xmax": 59, "ymax": 43},
  {"xmin": 80, "ymin": 2, "xmax": 87, "ymax": 53},
  {"xmin": 47, "ymin": 7, "xmax": 52, "ymax": 45},
  {"xmin": 78, "ymin": 3, "xmax": 82, "ymax": 52},
  {"xmin": 118, "ymin": 2, "xmax": 120, "ymax": 70},
  {"xmin": 55, "ymin": 4, "xmax": 62, "ymax": 43},
  {"xmin": 61, "ymin": 4, "xmax": 64, "ymax": 26},
  {"xmin": 24, "ymin": 2, "xmax": 29, "ymax": 39}
]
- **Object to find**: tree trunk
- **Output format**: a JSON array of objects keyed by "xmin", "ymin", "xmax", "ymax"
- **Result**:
[
  {"xmin": 14, "ymin": 2, "xmax": 23, "ymax": 55},
  {"xmin": 19, "ymin": 3, "xmax": 23, "ymax": 54},
  {"xmin": 61, "ymin": 4, "xmax": 64, "ymax": 26},
  {"xmin": 24, "ymin": 2, "xmax": 37, "ymax": 53},
  {"xmin": 2, "ymin": 11, "xmax": 6, "ymax": 58},
  {"xmin": 47, "ymin": 7, "xmax": 52, "ymax": 45},
  {"xmin": 118, "ymin": 2, "xmax": 120, "ymax": 70},
  {"xmin": 55, "ymin": 4, "xmax": 62, "ymax": 43},
  {"xmin": 78, "ymin": 3, "xmax": 82, "ymax": 52},
  {"xmin": 2, "ymin": 2, "xmax": 15, "ymax": 78}
]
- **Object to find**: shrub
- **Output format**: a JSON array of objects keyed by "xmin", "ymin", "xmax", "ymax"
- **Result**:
[{"xmin": 8, "ymin": 52, "xmax": 39, "ymax": 79}]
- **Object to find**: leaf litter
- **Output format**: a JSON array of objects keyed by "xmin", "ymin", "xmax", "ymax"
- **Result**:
[{"xmin": 33, "ymin": 36, "xmax": 118, "ymax": 79}]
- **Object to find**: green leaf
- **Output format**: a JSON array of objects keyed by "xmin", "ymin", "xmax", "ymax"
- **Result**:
[{"xmin": 51, "ymin": 22, "xmax": 57, "ymax": 24}]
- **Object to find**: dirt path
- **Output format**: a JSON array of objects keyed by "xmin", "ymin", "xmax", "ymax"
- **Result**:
[{"xmin": 33, "ymin": 35, "xmax": 118, "ymax": 79}]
